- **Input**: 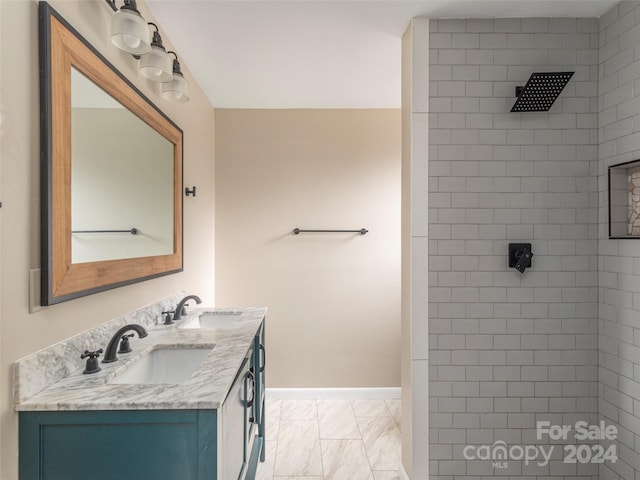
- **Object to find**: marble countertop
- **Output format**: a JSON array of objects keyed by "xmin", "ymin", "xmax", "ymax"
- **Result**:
[{"xmin": 15, "ymin": 307, "xmax": 266, "ymax": 411}]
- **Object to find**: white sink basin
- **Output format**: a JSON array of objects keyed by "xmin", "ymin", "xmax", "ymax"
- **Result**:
[
  {"xmin": 180, "ymin": 311, "xmax": 243, "ymax": 329},
  {"xmin": 109, "ymin": 347, "xmax": 212, "ymax": 384}
]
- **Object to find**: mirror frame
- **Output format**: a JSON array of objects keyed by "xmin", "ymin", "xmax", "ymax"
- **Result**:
[{"xmin": 40, "ymin": 2, "xmax": 183, "ymax": 305}]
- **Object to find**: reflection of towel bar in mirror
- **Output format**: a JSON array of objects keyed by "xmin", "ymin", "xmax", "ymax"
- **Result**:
[
  {"xmin": 71, "ymin": 228, "xmax": 138, "ymax": 235},
  {"xmin": 293, "ymin": 228, "xmax": 368, "ymax": 235}
]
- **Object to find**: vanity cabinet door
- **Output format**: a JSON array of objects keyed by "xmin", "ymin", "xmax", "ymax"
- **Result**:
[
  {"xmin": 251, "ymin": 320, "xmax": 266, "ymax": 455},
  {"xmin": 19, "ymin": 409, "xmax": 217, "ymax": 480},
  {"xmin": 220, "ymin": 354, "xmax": 253, "ymax": 480}
]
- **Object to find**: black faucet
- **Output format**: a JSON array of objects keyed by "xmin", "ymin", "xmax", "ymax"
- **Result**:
[
  {"xmin": 102, "ymin": 324, "xmax": 148, "ymax": 363},
  {"xmin": 172, "ymin": 295, "xmax": 202, "ymax": 322}
]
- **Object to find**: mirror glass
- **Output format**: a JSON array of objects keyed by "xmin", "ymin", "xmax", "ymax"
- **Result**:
[
  {"xmin": 40, "ymin": 2, "xmax": 183, "ymax": 305},
  {"xmin": 70, "ymin": 68, "xmax": 174, "ymax": 263}
]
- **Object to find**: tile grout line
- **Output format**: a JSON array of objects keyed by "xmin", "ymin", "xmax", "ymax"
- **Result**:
[
  {"xmin": 269, "ymin": 400, "xmax": 282, "ymax": 480},
  {"xmin": 351, "ymin": 398, "xmax": 377, "ymax": 480},
  {"xmin": 315, "ymin": 400, "xmax": 326, "ymax": 479}
]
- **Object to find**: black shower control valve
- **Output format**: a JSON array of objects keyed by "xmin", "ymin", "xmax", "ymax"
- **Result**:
[
  {"xmin": 508, "ymin": 243, "xmax": 533, "ymax": 274},
  {"xmin": 162, "ymin": 310, "xmax": 175, "ymax": 325},
  {"xmin": 81, "ymin": 349, "xmax": 103, "ymax": 374},
  {"xmin": 117, "ymin": 333, "xmax": 135, "ymax": 354}
]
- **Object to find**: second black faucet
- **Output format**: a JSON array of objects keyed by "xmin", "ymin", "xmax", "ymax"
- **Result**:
[
  {"xmin": 172, "ymin": 294, "xmax": 202, "ymax": 323},
  {"xmin": 102, "ymin": 324, "xmax": 148, "ymax": 363}
]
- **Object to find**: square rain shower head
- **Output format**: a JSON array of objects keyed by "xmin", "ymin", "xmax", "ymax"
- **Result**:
[{"xmin": 511, "ymin": 72, "xmax": 574, "ymax": 112}]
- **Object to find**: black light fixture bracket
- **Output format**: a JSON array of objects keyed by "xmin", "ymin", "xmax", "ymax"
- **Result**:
[{"xmin": 105, "ymin": 0, "xmax": 141, "ymax": 13}]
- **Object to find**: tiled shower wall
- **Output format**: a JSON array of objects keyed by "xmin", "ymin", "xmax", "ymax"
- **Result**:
[
  {"xmin": 598, "ymin": 3, "xmax": 640, "ymax": 480},
  {"xmin": 428, "ymin": 17, "xmax": 599, "ymax": 479}
]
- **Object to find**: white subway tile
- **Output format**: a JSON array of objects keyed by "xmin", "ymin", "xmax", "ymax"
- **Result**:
[{"xmin": 425, "ymin": 15, "xmax": 614, "ymax": 477}]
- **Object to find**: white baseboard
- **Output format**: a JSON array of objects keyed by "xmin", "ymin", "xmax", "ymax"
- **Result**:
[
  {"xmin": 399, "ymin": 464, "xmax": 410, "ymax": 480},
  {"xmin": 265, "ymin": 387, "xmax": 401, "ymax": 400}
]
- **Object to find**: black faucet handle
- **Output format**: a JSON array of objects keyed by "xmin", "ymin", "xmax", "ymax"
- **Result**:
[
  {"xmin": 81, "ymin": 349, "xmax": 103, "ymax": 374},
  {"xmin": 117, "ymin": 333, "xmax": 135, "ymax": 354},
  {"xmin": 81, "ymin": 349, "xmax": 103, "ymax": 359},
  {"xmin": 162, "ymin": 310, "xmax": 175, "ymax": 325}
]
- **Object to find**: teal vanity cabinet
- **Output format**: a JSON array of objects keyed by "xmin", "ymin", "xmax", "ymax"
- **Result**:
[
  {"xmin": 251, "ymin": 322, "xmax": 266, "ymax": 462},
  {"xmin": 19, "ymin": 409, "xmax": 218, "ymax": 479},
  {"xmin": 19, "ymin": 348, "xmax": 264, "ymax": 480},
  {"xmin": 220, "ymin": 354, "xmax": 260, "ymax": 480}
]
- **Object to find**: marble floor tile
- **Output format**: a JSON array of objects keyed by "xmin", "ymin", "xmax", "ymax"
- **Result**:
[
  {"xmin": 356, "ymin": 416, "xmax": 401, "ymax": 471},
  {"xmin": 263, "ymin": 396, "xmax": 401, "ymax": 480},
  {"xmin": 265, "ymin": 398, "xmax": 283, "ymax": 440},
  {"xmin": 274, "ymin": 420, "xmax": 323, "ymax": 476},
  {"xmin": 351, "ymin": 399, "xmax": 392, "ymax": 418},
  {"xmin": 265, "ymin": 397, "xmax": 283, "ymax": 417},
  {"xmin": 256, "ymin": 440, "xmax": 277, "ymax": 480},
  {"xmin": 321, "ymin": 439, "xmax": 374, "ymax": 480},
  {"xmin": 317, "ymin": 399, "xmax": 360, "ymax": 439},
  {"xmin": 280, "ymin": 399, "xmax": 318, "ymax": 421},
  {"xmin": 372, "ymin": 471, "xmax": 401, "ymax": 480},
  {"xmin": 273, "ymin": 477, "xmax": 324, "ymax": 480},
  {"xmin": 385, "ymin": 399, "xmax": 401, "ymax": 428}
]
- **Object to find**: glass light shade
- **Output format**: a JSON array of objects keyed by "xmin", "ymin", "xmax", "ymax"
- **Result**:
[
  {"xmin": 161, "ymin": 73, "xmax": 190, "ymax": 103},
  {"xmin": 111, "ymin": 9, "xmax": 151, "ymax": 55},
  {"xmin": 139, "ymin": 46, "xmax": 173, "ymax": 82}
]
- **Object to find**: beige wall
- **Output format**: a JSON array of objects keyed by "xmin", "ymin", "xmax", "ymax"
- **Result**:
[
  {"xmin": 0, "ymin": 1, "xmax": 215, "ymax": 479},
  {"xmin": 215, "ymin": 109, "xmax": 401, "ymax": 388}
]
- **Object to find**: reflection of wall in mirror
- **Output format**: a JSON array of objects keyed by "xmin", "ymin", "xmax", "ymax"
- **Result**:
[{"xmin": 71, "ymin": 107, "xmax": 174, "ymax": 263}]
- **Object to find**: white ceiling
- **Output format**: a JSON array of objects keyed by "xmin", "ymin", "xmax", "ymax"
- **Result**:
[{"xmin": 145, "ymin": 0, "xmax": 619, "ymax": 109}]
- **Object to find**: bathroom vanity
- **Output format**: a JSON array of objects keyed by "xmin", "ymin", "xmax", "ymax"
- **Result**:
[{"xmin": 14, "ymin": 302, "xmax": 266, "ymax": 480}]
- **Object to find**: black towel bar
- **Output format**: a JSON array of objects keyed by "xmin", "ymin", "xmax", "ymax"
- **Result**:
[
  {"xmin": 72, "ymin": 228, "xmax": 138, "ymax": 235},
  {"xmin": 293, "ymin": 228, "xmax": 368, "ymax": 235}
]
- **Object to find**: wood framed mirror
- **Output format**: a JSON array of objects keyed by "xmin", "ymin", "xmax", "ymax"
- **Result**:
[{"xmin": 40, "ymin": 2, "xmax": 183, "ymax": 305}]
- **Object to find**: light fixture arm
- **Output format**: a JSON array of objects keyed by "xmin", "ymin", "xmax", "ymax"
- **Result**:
[
  {"xmin": 148, "ymin": 23, "xmax": 166, "ymax": 50},
  {"xmin": 167, "ymin": 51, "xmax": 182, "ymax": 74}
]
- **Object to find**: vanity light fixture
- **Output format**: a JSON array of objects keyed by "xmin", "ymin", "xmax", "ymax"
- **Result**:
[
  {"xmin": 105, "ymin": 0, "xmax": 190, "ymax": 102},
  {"xmin": 107, "ymin": 0, "xmax": 151, "ymax": 55},
  {"xmin": 161, "ymin": 52, "xmax": 190, "ymax": 103},
  {"xmin": 139, "ymin": 23, "xmax": 173, "ymax": 82}
]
